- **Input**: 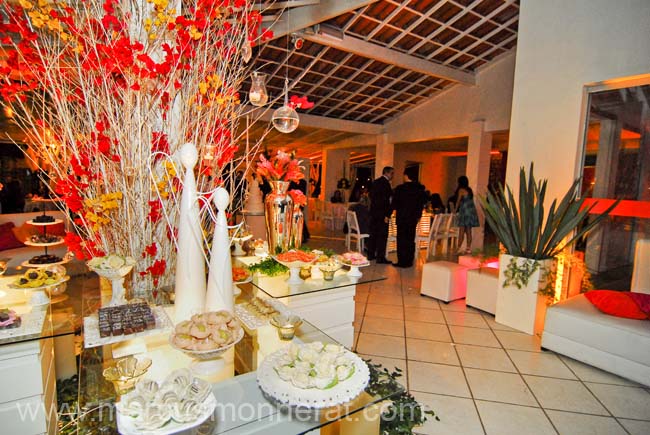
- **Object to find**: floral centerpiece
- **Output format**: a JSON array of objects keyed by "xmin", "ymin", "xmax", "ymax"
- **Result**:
[{"xmin": 0, "ymin": 0, "xmax": 274, "ymax": 299}]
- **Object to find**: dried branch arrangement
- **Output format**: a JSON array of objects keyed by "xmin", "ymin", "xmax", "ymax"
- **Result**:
[{"xmin": 0, "ymin": 0, "xmax": 275, "ymax": 297}]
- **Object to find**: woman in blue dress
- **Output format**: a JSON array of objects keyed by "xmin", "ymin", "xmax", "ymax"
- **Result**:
[{"xmin": 454, "ymin": 176, "xmax": 479, "ymax": 254}]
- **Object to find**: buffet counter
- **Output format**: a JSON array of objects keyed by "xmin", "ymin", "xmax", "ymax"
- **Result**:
[
  {"xmin": 77, "ymin": 274, "xmax": 399, "ymax": 435},
  {"xmin": 0, "ymin": 272, "xmax": 79, "ymax": 435}
]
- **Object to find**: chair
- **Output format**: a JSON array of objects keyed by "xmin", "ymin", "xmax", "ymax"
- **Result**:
[
  {"xmin": 385, "ymin": 212, "xmax": 397, "ymax": 254},
  {"xmin": 431, "ymin": 213, "xmax": 456, "ymax": 254},
  {"xmin": 414, "ymin": 211, "xmax": 432, "ymax": 249},
  {"xmin": 321, "ymin": 201, "xmax": 335, "ymax": 230},
  {"xmin": 346, "ymin": 211, "xmax": 369, "ymax": 252},
  {"xmin": 420, "ymin": 213, "xmax": 443, "ymax": 259}
]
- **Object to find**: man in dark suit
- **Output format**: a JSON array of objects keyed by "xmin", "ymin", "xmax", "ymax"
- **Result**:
[
  {"xmin": 392, "ymin": 171, "xmax": 426, "ymax": 268},
  {"xmin": 367, "ymin": 166, "xmax": 394, "ymax": 264}
]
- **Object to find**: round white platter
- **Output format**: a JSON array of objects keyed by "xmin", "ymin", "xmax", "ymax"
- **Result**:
[
  {"xmin": 24, "ymin": 239, "xmax": 65, "ymax": 247},
  {"xmin": 116, "ymin": 392, "xmax": 217, "ymax": 435},
  {"xmin": 26, "ymin": 219, "xmax": 64, "ymax": 226},
  {"xmin": 256, "ymin": 347, "xmax": 370, "ymax": 408}
]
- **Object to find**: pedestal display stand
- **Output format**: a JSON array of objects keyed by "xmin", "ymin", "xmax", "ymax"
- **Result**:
[{"xmin": 24, "ymin": 210, "xmax": 66, "ymax": 267}]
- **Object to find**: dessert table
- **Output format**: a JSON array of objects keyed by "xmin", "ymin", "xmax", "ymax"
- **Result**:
[
  {"xmin": 76, "ymin": 274, "xmax": 400, "ymax": 435},
  {"xmin": 236, "ymin": 256, "xmax": 385, "ymax": 348},
  {"xmin": 0, "ymin": 272, "xmax": 79, "ymax": 435}
]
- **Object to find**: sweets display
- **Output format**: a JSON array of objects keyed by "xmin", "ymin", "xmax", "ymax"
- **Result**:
[
  {"xmin": 87, "ymin": 254, "xmax": 135, "ymax": 270},
  {"xmin": 0, "ymin": 309, "xmax": 21, "ymax": 329},
  {"xmin": 170, "ymin": 310, "xmax": 242, "ymax": 352},
  {"xmin": 275, "ymin": 250, "xmax": 317, "ymax": 263},
  {"xmin": 98, "ymin": 303, "xmax": 156, "ymax": 338},
  {"xmin": 28, "ymin": 254, "xmax": 63, "ymax": 264},
  {"xmin": 33, "ymin": 214, "xmax": 55, "ymax": 223},
  {"xmin": 232, "ymin": 266, "xmax": 250, "ymax": 283},
  {"xmin": 13, "ymin": 267, "xmax": 67, "ymax": 288},
  {"xmin": 117, "ymin": 369, "xmax": 215, "ymax": 431},
  {"xmin": 29, "ymin": 234, "xmax": 63, "ymax": 244},
  {"xmin": 242, "ymin": 297, "xmax": 278, "ymax": 317},
  {"xmin": 272, "ymin": 342, "xmax": 357, "ymax": 390},
  {"xmin": 341, "ymin": 252, "xmax": 369, "ymax": 266}
]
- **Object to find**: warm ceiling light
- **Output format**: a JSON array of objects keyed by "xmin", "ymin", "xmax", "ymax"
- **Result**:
[{"xmin": 3, "ymin": 105, "xmax": 13, "ymax": 118}]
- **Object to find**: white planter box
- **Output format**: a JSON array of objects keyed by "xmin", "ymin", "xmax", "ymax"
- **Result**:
[{"xmin": 495, "ymin": 254, "xmax": 555, "ymax": 335}]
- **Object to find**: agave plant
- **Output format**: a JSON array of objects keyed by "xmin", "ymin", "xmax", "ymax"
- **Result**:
[{"xmin": 479, "ymin": 164, "xmax": 617, "ymax": 260}]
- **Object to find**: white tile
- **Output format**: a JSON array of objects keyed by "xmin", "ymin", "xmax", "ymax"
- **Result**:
[
  {"xmin": 494, "ymin": 330, "xmax": 541, "ymax": 352},
  {"xmin": 482, "ymin": 314, "xmax": 518, "ymax": 332},
  {"xmin": 524, "ymin": 376, "xmax": 608, "ymax": 415},
  {"xmin": 507, "ymin": 350, "xmax": 577, "ymax": 379},
  {"xmin": 442, "ymin": 311, "xmax": 489, "ymax": 328},
  {"xmin": 404, "ymin": 307, "xmax": 446, "ymax": 324},
  {"xmin": 365, "ymin": 303, "xmax": 404, "ymax": 320},
  {"xmin": 404, "ymin": 295, "xmax": 441, "ymax": 309},
  {"xmin": 360, "ymin": 316, "xmax": 405, "ymax": 337},
  {"xmin": 546, "ymin": 410, "xmax": 627, "ymax": 435},
  {"xmin": 357, "ymin": 353, "xmax": 407, "ymax": 383},
  {"xmin": 449, "ymin": 326, "xmax": 501, "ymax": 348},
  {"xmin": 465, "ymin": 368, "xmax": 537, "ymax": 406},
  {"xmin": 411, "ymin": 391, "xmax": 484, "ymax": 435},
  {"xmin": 586, "ymin": 383, "xmax": 650, "ymax": 420},
  {"xmin": 406, "ymin": 338, "xmax": 460, "ymax": 365},
  {"xmin": 456, "ymin": 345, "xmax": 516, "ymax": 372},
  {"xmin": 559, "ymin": 356, "xmax": 641, "ymax": 386},
  {"xmin": 475, "ymin": 400, "xmax": 555, "ymax": 435},
  {"xmin": 439, "ymin": 299, "xmax": 479, "ymax": 313},
  {"xmin": 618, "ymin": 418, "xmax": 650, "ymax": 434},
  {"xmin": 356, "ymin": 332, "xmax": 406, "ymax": 359},
  {"xmin": 367, "ymin": 293, "xmax": 404, "ymax": 306},
  {"xmin": 405, "ymin": 321, "xmax": 452, "ymax": 342},
  {"xmin": 408, "ymin": 361, "xmax": 471, "ymax": 397}
]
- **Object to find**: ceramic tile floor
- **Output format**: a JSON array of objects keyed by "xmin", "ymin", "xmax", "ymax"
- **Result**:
[
  {"xmin": 349, "ymin": 257, "xmax": 650, "ymax": 435},
  {"xmin": 306, "ymin": 224, "xmax": 650, "ymax": 434}
]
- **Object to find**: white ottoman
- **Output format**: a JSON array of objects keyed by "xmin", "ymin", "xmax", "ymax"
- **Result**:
[
  {"xmin": 421, "ymin": 261, "xmax": 469, "ymax": 302},
  {"xmin": 466, "ymin": 267, "xmax": 499, "ymax": 314},
  {"xmin": 458, "ymin": 255, "xmax": 481, "ymax": 269}
]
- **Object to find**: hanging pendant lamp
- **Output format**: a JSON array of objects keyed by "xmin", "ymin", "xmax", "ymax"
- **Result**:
[{"xmin": 272, "ymin": 79, "xmax": 299, "ymax": 134}]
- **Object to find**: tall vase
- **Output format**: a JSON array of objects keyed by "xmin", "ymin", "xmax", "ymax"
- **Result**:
[
  {"xmin": 174, "ymin": 143, "xmax": 207, "ymax": 323},
  {"xmin": 205, "ymin": 187, "xmax": 234, "ymax": 313},
  {"xmin": 264, "ymin": 180, "xmax": 294, "ymax": 254},
  {"xmin": 290, "ymin": 205, "xmax": 304, "ymax": 249}
]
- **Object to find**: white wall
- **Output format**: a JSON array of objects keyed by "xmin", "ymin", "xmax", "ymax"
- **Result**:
[
  {"xmin": 507, "ymin": 0, "xmax": 650, "ymax": 200},
  {"xmin": 385, "ymin": 52, "xmax": 515, "ymax": 143}
]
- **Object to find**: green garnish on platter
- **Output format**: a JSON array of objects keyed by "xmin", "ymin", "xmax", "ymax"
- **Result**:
[{"xmin": 248, "ymin": 257, "xmax": 289, "ymax": 276}]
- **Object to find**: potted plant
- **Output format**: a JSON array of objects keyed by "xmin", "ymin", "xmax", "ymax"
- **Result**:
[{"xmin": 479, "ymin": 164, "xmax": 616, "ymax": 335}]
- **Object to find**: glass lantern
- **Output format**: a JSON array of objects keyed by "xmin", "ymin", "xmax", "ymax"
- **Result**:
[
  {"xmin": 249, "ymin": 72, "xmax": 268, "ymax": 107},
  {"xmin": 271, "ymin": 104, "xmax": 300, "ymax": 133}
]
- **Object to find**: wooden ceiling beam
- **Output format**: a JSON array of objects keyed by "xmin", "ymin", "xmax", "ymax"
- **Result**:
[
  {"xmin": 298, "ymin": 30, "xmax": 475, "ymax": 85},
  {"xmin": 264, "ymin": 0, "xmax": 379, "ymax": 41}
]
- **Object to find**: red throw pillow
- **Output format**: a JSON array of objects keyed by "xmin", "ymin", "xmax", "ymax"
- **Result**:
[
  {"xmin": 0, "ymin": 222, "xmax": 25, "ymax": 251},
  {"xmin": 584, "ymin": 290, "xmax": 648, "ymax": 320}
]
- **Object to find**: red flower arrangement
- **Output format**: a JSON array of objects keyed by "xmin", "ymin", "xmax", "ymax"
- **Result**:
[{"xmin": 256, "ymin": 151, "xmax": 304, "ymax": 183}]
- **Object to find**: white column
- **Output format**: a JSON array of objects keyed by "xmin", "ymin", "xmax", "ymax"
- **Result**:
[
  {"xmin": 466, "ymin": 120, "xmax": 492, "ymax": 249},
  {"xmin": 323, "ymin": 148, "xmax": 348, "ymax": 201},
  {"xmin": 375, "ymin": 133, "xmax": 394, "ymax": 178}
]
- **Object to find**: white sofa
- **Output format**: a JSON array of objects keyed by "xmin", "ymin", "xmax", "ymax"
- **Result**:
[{"xmin": 542, "ymin": 239, "xmax": 650, "ymax": 387}]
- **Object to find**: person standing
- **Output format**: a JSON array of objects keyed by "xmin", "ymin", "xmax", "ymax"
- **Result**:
[
  {"xmin": 367, "ymin": 166, "xmax": 394, "ymax": 264},
  {"xmin": 454, "ymin": 175, "xmax": 480, "ymax": 254},
  {"xmin": 392, "ymin": 172, "xmax": 426, "ymax": 268}
]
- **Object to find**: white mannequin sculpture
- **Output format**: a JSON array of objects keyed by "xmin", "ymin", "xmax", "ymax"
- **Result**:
[
  {"xmin": 173, "ymin": 143, "xmax": 206, "ymax": 322},
  {"xmin": 205, "ymin": 187, "xmax": 234, "ymax": 312}
]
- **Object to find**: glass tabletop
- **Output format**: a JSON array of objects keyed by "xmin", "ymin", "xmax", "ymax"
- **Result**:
[
  {"xmin": 76, "ymin": 282, "xmax": 402, "ymax": 435},
  {"xmin": 0, "ymin": 270, "xmax": 83, "ymax": 347},
  {"xmin": 236, "ymin": 257, "xmax": 386, "ymax": 299}
]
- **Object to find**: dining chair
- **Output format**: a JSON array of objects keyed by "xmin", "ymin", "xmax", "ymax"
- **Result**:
[{"xmin": 346, "ymin": 211, "xmax": 369, "ymax": 252}]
